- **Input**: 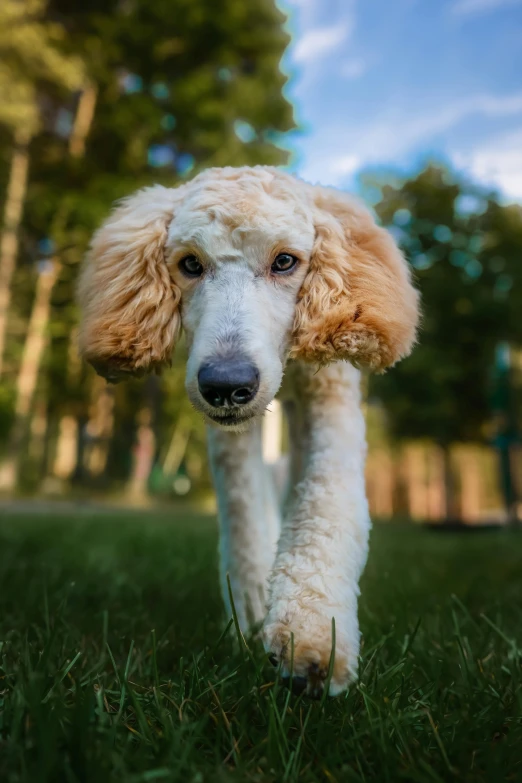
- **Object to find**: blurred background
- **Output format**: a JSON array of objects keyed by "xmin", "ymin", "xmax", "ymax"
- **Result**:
[{"xmin": 0, "ymin": 0, "xmax": 520, "ymax": 524}]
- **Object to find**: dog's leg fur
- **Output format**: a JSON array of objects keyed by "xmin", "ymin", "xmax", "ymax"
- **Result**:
[
  {"xmin": 264, "ymin": 361, "xmax": 370, "ymax": 697},
  {"xmin": 207, "ymin": 421, "xmax": 280, "ymax": 632}
]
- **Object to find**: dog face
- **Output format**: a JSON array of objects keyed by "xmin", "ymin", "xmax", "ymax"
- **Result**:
[
  {"xmin": 78, "ymin": 167, "xmax": 419, "ymax": 429},
  {"xmin": 165, "ymin": 171, "xmax": 314, "ymax": 427}
]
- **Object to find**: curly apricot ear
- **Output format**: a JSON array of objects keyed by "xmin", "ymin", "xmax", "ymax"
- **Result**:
[
  {"xmin": 291, "ymin": 187, "xmax": 420, "ymax": 371},
  {"xmin": 78, "ymin": 185, "xmax": 183, "ymax": 382}
]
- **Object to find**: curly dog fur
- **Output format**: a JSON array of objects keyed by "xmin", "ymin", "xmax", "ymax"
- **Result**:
[{"xmin": 78, "ymin": 166, "xmax": 419, "ymax": 697}]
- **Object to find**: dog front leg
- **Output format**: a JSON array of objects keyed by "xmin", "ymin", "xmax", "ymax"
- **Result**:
[
  {"xmin": 207, "ymin": 421, "xmax": 280, "ymax": 632},
  {"xmin": 264, "ymin": 362, "xmax": 370, "ymax": 697}
]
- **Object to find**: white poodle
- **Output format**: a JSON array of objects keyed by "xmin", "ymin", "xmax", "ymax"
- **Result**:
[{"xmin": 78, "ymin": 166, "xmax": 419, "ymax": 697}]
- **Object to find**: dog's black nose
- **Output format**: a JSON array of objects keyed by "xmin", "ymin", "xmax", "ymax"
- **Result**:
[{"xmin": 198, "ymin": 360, "xmax": 260, "ymax": 408}]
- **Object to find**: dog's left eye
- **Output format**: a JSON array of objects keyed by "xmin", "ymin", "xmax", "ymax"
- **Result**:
[
  {"xmin": 179, "ymin": 255, "xmax": 203, "ymax": 277},
  {"xmin": 271, "ymin": 253, "xmax": 298, "ymax": 274}
]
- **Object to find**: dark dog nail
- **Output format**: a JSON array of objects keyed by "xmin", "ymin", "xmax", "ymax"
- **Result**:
[
  {"xmin": 308, "ymin": 684, "xmax": 324, "ymax": 700},
  {"xmin": 282, "ymin": 675, "xmax": 308, "ymax": 695}
]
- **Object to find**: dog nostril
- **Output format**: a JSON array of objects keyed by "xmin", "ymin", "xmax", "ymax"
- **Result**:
[
  {"xmin": 197, "ymin": 359, "xmax": 260, "ymax": 408},
  {"xmin": 207, "ymin": 390, "xmax": 223, "ymax": 407},
  {"xmin": 230, "ymin": 387, "xmax": 254, "ymax": 405}
]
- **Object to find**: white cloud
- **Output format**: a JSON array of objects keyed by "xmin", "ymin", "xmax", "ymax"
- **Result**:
[
  {"xmin": 363, "ymin": 91, "xmax": 522, "ymax": 159},
  {"xmin": 347, "ymin": 91, "xmax": 522, "ymax": 165},
  {"xmin": 451, "ymin": 0, "xmax": 522, "ymax": 17},
  {"xmin": 452, "ymin": 129, "xmax": 522, "ymax": 201},
  {"xmin": 340, "ymin": 58, "xmax": 366, "ymax": 79},
  {"xmin": 409, "ymin": 92, "xmax": 522, "ymax": 134},
  {"xmin": 295, "ymin": 91, "xmax": 522, "ymax": 191},
  {"xmin": 298, "ymin": 154, "xmax": 360, "ymax": 187},
  {"xmin": 331, "ymin": 154, "xmax": 361, "ymax": 176},
  {"xmin": 292, "ymin": 24, "xmax": 351, "ymax": 64}
]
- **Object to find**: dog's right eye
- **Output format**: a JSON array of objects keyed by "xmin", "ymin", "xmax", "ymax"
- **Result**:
[
  {"xmin": 179, "ymin": 255, "xmax": 203, "ymax": 277},
  {"xmin": 271, "ymin": 253, "xmax": 298, "ymax": 275}
]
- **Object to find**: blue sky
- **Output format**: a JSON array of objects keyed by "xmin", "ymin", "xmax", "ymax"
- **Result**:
[{"xmin": 279, "ymin": 0, "xmax": 522, "ymax": 201}]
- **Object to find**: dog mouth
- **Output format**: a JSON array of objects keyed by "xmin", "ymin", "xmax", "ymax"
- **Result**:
[{"xmin": 207, "ymin": 411, "xmax": 254, "ymax": 427}]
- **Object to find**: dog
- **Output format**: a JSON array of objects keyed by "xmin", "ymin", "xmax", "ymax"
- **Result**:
[{"xmin": 78, "ymin": 166, "xmax": 419, "ymax": 697}]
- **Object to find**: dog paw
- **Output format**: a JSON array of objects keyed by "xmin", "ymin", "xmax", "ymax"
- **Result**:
[{"xmin": 263, "ymin": 609, "xmax": 359, "ymax": 698}]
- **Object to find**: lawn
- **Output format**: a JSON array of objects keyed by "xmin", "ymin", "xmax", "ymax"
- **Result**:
[{"xmin": 0, "ymin": 508, "xmax": 521, "ymax": 782}]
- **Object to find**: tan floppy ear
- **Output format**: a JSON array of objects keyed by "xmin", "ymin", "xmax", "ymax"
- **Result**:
[
  {"xmin": 291, "ymin": 186, "xmax": 420, "ymax": 371},
  {"xmin": 78, "ymin": 185, "xmax": 183, "ymax": 382}
]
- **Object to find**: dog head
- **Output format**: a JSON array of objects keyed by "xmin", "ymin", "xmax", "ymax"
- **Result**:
[{"xmin": 78, "ymin": 167, "xmax": 419, "ymax": 429}]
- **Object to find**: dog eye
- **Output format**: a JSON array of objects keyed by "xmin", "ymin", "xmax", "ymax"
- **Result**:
[
  {"xmin": 271, "ymin": 253, "xmax": 298, "ymax": 274},
  {"xmin": 179, "ymin": 255, "xmax": 203, "ymax": 277}
]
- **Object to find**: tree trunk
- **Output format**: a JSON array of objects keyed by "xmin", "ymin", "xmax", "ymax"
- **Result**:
[
  {"xmin": 51, "ymin": 328, "xmax": 83, "ymax": 483},
  {"xmin": 162, "ymin": 413, "xmax": 192, "ymax": 477},
  {"xmin": 53, "ymin": 414, "xmax": 80, "ymax": 480},
  {"xmin": 49, "ymin": 83, "xmax": 99, "ymax": 483},
  {"xmin": 0, "ymin": 127, "xmax": 31, "ymax": 377},
  {"xmin": 0, "ymin": 261, "xmax": 60, "ymax": 489},
  {"xmin": 69, "ymin": 83, "xmax": 98, "ymax": 158},
  {"xmin": 72, "ymin": 414, "xmax": 89, "ymax": 484},
  {"xmin": 126, "ymin": 407, "xmax": 156, "ymax": 504},
  {"xmin": 28, "ymin": 396, "xmax": 49, "ymax": 465},
  {"xmin": 83, "ymin": 375, "xmax": 115, "ymax": 479}
]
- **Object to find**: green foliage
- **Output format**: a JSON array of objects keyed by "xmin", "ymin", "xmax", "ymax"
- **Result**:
[
  {"xmin": 1, "ymin": 0, "xmax": 295, "ymax": 490},
  {"xmin": 0, "ymin": 511, "xmax": 521, "ymax": 781},
  {"xmin": 371, "ymin": 164, "xmax": 522, "ymax": 446},
  {"xmin": 0, "ymin": 0, "xmax": 84, "ymax": 134}
]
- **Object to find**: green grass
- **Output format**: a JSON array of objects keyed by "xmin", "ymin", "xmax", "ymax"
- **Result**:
[{"xmin": 0, "ymin": 509, "xmax": 521, "ymax": 782}]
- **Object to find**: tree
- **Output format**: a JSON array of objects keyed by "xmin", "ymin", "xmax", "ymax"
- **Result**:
[
  {"xmin": 1, "ymin": 0, "xmax": 295, "ymax": 493},
  {"xmin": 0, "ymin": 0, "xmax": 84, "ymax": 376},
  {"xmin": 0, "ymin": 259, "xmax": 60, "ymax": 489},
  {"xmin": 370, "ymin": 164, "xmax": 522, "ymax": 520}
]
